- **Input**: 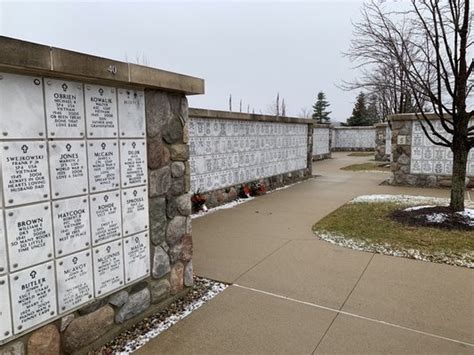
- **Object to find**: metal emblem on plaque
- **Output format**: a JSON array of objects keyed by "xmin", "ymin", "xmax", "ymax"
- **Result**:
[
  {"xmin": 0, "ymin": 275, "xmax": 12, "ymax": 341},
  {"xmin": 87, "ymin": 140, "xmax": 120, "ymax": 192},
  {"xmin": 118, "ymin": 89, "xmax": 145, "ymax": 137},
  {"xmin": 6, "ymin": 202, "xmax": 53, "ymax": 271},
  {"xmin": 1, "ymin": 141, "xmax": 50, "ymax": 207},
  {"xmin": 53, "ymin": 197, "xmax": 91, "ymax": 257},
  {"xmin": 85, "ymin": 84, "xmax": 118, "ymax": 138},
  {"xmin": 120, "ymin": 139, "xmax": 147, "ymax": 187},
  {"xmin": 92, "ymin": 241, "xmax": 124, "ymax": 297},
  {"xmin": 124, "ymin": 232, "xmax": 150, "ymax": 284},
  {"xmin": 56, "ymin": 250, "xmax": 93, "ymax": 314},
  {"xmin": 90, "ymin": 191, "xmax": 121, "ymax": 246},
  {"xmin": 0, "ymin": 212, "xmax": 6, "ymax": 275},
  {"xmin": 121, "ymin": 187, "xmax": 149, "ymax": 236},
  {"xmin": 10, "ymin": 261, "xmax": 57, "ymax": 334},
  {"xmin": 45, "ymin": 79, "xmax": 85, "ymax": 138},
  {"xmin": 0, "ymin": 72, "xmax": 45, "ymax": 139},
  {"xmin": 49, "ymin": 141, "xmax": 88, "ymax": 198}
]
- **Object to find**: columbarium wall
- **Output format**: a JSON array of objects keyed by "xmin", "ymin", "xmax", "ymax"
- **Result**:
[
  {"xmin": 331, "ymin": 126, "xmax": 376, "ymax": 151},
  {"xmin": 0, "ymin": 36, "xmax": 204, "ymax": 354},
  {"xmin": 312, "ymin": 123, "xmax": 332, "ymax": 161}
]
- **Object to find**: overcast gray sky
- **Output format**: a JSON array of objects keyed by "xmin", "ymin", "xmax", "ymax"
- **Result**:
[{"xmin": 0, "ymin": 0, "xmax": 366, "ymax": 121}]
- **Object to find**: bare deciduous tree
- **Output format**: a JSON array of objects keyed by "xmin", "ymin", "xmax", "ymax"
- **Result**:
[{"xmin": 352, "ymin": 0, "xmax": 472, "ymax": 211}]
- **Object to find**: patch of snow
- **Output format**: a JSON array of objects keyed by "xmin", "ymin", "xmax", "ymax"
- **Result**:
[
  {"xmin": 119, "ymin": 279, "xmax": 228, "ymax": 354},
  {"xmin": 426, "ymin": 213, "xmax": 448, "ymax": 224},
  {"xmin": 314, "ymin": 230, "xmax": 473, "ymax": 269},
  {"xmin": 404, "ymin": 205, "xmax": 435, "ymax": 211},
  {"xmin": 458, "ymin": 209, "xmax": 474, "ymax": 226},
  {"xmin": 350, "ymin": 194, "xmax": 450, "ymax": 206}
]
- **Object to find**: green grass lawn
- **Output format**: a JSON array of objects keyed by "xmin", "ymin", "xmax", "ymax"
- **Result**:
[
  {"xmin": 312, "ymin": 202, "xmax": 473, "ymax": 266},
  {"xmin": 340, "ymin": 162, "xmax": 390, "ymax": 172},
  {"xmin": 347, "ymin": 152, "xmax": 374, "ymax": 157}
]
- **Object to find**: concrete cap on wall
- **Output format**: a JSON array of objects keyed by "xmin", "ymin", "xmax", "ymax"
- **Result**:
[
  {"xmin": 387, "ymin": 113, "xmax": 448, "ymax": 121},
  {"xmin": 333, "ymin": 126, "xmax": 377, "ymax": 130},
  {"xmin": 189, "ymin": 108, "xmax": 313, "ymax": 125},
  {"xmin": 0, "ymin": 36, "xmax": 205, "ymax": 95}
]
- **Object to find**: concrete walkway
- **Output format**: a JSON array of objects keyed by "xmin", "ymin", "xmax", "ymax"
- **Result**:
[{"xmin": 138, "ymin": 153, "xmax": 473, "ymax": 354}]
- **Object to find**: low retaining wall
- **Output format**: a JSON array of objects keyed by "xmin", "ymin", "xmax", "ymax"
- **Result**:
[
  {"xmin": 389, "ymin": 113, "xmax": 474, "ymax": 187},
  {"xmin": 188, "ymin": 108, "xmax": 313, "ymax": 208},
  {"xmin": 375, "ymin": 123, "xmax": 391, "ymax": 161},
  {"xmin": 312, "ymin": 124, "xmax": 332, "ymax": 161},
  {"xmin": 0, "ymin": 37, "xmax": 202, "ymax": 354},
  {"xmin": 331, "ymin": 126, "xmax": 376, "ymax": 151}
]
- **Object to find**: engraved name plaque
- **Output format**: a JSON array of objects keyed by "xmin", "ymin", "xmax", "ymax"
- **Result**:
[
  {"xmin": 0, "ymin": 276, "xmax": 12, "ymax": 341},
  {"xmin": 85, "ymin": 85, "xmax": 118, "ymax": 138},
  {"xmin": 118, "ymin": 89, "xmax": 146, "ymax": 137},
  {"xmin": 6, "ymin": 202, "xmax": 53, "ymax": 271},
  {"xmin": 0, "ymin": 213, "xmax": 6, "ymax": 275},
  {"xmin": 122, "ymin": 187, "xmax": 149, "ymax": 236},
  {"xmin": 45, "ymin": 79, "xmax": 85, "ymax": 138},
  {"xmin": 87, "ymin": 140, "xmax": 120, "ymax": 192},
  {"xmin": 120, "ymin": 140, "xmax": 147, "ymax": 187},
  {"xmin": 0, "ymin": 72, "xmax": 45, "ymax": 139},
  {"xmin": 93, "ymin": 241, "xmax": 124, "ymax": 297},
  {"xmin": 10, "ymin": 262, "xmax": 57, "ymax": 333},
  {"xmin": 49, "ymin": 141, "xmax": 88, "ymax": 198},
  {"xmin": 56, "ymin": 250, "xmax": 93, "ymax": 313},
  {"xmin": 53, "ymin": 197, "xmax": 90, "ymax": 257},
  {"xmin": 1, "ymin": 141, "xmax": 50, "ymax": 207},
  {"xmin": 90, "ymin": 191, "xmax": 121, "ymax": 246},
  {"xmin": 124, "ymin": 232, "xmax": 150, "ymax": 284}
]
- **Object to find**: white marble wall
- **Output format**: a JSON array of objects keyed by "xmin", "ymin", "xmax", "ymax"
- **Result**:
[
  {"xmin": 189, "ymin": 118, "xmax": 308, "ymax": 193},
  {"xmin": 410, "ymin": 120, "xmax": 474, "ymax": 176},
  {"xmin": 313, "ymin": 128, "xmax": 330, "ymax": 155},
  {"xmin": 333, "ymin": 128, "xmax": 376, "ymax": 149},
  {"xmin": 386, "ymin": 126, "xmax": 392, "ymax": 157}
]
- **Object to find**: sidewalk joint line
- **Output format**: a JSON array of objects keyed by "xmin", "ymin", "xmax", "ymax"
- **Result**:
[
  {"xmin": 311, "ymin": 253, "xmax": 376, "ymax": 354},
  {"xmin": 232, "ymin": 284, "xmax": 474, "ymax": 348}
]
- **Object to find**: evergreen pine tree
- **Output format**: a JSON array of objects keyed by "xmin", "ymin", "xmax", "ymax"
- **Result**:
[
  {"xmin": 366, "ymin": 94, "xmax": 380, "ymax": 124},
  {"xmin": 347, "ymin": 92, "xmax": 373, "ymax": 126},
  {"xmin": 312, "ymin": 91, "xmax": 332, "ymax": 123}
]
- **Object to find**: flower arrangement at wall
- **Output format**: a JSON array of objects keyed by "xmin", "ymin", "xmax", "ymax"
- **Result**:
[{"xmin": 191, "ymin": 191, "xmax": 208, "ymax": 212}]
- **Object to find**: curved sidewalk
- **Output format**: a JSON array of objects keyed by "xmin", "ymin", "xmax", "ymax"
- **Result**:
[{"xmin": 138, "ymin": 152, "xmax": 473, "ymax": 354}]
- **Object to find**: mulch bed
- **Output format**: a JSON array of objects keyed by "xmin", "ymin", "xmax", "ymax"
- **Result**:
[{"xmin": 390, "ymin": 206, "xmax": 474, "ymax": 231}]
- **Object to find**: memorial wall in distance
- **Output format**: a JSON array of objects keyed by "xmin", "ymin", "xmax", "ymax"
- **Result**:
[
  {"xmin": 313, "ymin": 127, "xmax": 330, "ymax": 156},
  {"xmin": 188, "ymin": 118, "xmax": 308, "ymax": 193},
  {"xmin": 0, "ymin": 72, "xmax": 149, "ymax": 342}
]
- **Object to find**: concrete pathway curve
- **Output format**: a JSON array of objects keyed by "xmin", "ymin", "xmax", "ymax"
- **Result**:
[{"xmin": 138, "ymin": 153, "xmax": 473, "ymax": 354}]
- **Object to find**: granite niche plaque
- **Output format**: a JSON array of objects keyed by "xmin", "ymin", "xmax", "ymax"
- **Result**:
[
  {"xmin": 56, "ymin": 250, "xmax": 93, "ymax": 313},
  {"xmin": 120, "ymin": 139, "xmax": 147, "ymax": 187},
  {"xmin": 53, "ymin": 197, "xmax": 91, "ymax": 257},
  {"xmin": 5, "ymin": 202, "xmax": 53, "ymax": 271},
  {"xmin": 10, "ymin": 262, "xmax": 57, "ymax": 333},
  {"xmin": 49, "ymin": 141, "xmax": 88, "ymax": 198},
  {"xmin": 118, "ymin": 89, "xmax": 146, "ymax": 137},
  {"xmin": 0, "ymin": 276, "xmax": 12, "ymax": 341},
  {"xmin": 93, "ymin": 241, "xmax": 124, "ymax": 297},
  {"xmin": 85, "ymin": 85, "xmax": 118, "ymax": 138},
  {"xmin": 124, "ymin": 232, "xmax": 150, "ymax": 284},
  {"xmin": 45, "ymin": 79, "xmax": 85, "ymax": 138},
  {"xmin": 0, "ymin": 72, "xmax": 45, "ymax": 139},
  {"xmin": 0, "ymin": 213, "xmax": 6, "ymax": 275},
  {"xmin": 122, "ymin": 187, "xmax": 149, "ymax": 236},
  {"xmin": 1, "ymin": 141, "xmax": 50, "ymax": 207},
  {"xmin": 87, "ymin": 140, "xmax": 120, "ymax": 192},
  {"xmin": 90, "ymin": 191, "xmax": 121, "ymax": 246}
]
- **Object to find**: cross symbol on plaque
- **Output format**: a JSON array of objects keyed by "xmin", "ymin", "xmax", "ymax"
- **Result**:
[
  {"xmin": 21, "ymin": 145, "xmax": 29, "ymax": 154},
  {"xmin": 135, "ymin": 237, "xmax": 140, "ymax": 244},
  {"xmin": 133, "ymin": 190, "xmax": 138, "ymax": 197},
  {"xmin": 66, "ymin": 143, "xmax": 72, "ymax": 152},
  {"xmin": 62, "ymin": 83, "xmax": 68, "ymax": 92},
  {"xmin": 106, "ymin": 246, "xmax": 111, "ymax": 253},
  {"xmin": 132, "ymin": 142, "xmax": 136, "ymax": 149},
  {"xmin": 73, "ymin": 257, "xmax": 78, "ymax": 264},
  {"xmin": 98, "ymin": 88, "xmax": 104, "ymax": 96},
  {"xmin": 104, "ymin": 195, "xmax": 109, "ymax": 202},
  {"xmin": 30, "ymin": 271, "xmax": 37, "ymax": 279},
  {"xmin": 101, "ymin": 142, "xmax": 106, "ymax": 150}
]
